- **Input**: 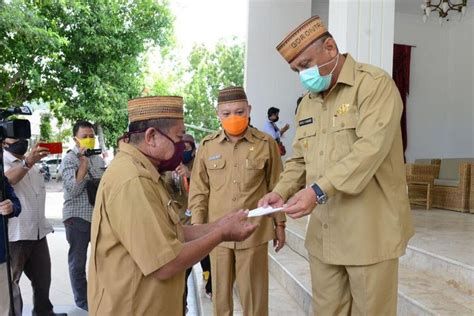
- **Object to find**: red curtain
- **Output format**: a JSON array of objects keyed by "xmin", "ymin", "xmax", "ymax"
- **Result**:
[{"xmin": 392, "ymin": 44, "xmax": 412, "ymax": 159}]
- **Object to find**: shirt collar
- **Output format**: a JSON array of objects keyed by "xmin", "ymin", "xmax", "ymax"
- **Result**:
[
  {"xmin": 118, "ymin": 142, "xmax": 161, "ymax": 183},
  {"xmin": 3, "ymin": 150, "xmax": 20, "ymax": 163},
  {"xmin": 336, "ymin": 53, "xmax": 356, "ymax": 87},
  {"xmin": 218, "ymin": 127, "xmax": 255, "ymax": 144}
]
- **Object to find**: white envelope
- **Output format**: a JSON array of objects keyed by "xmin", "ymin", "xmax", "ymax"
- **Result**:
[{"xmin": 247, "ymin": 206, "xmax": 284, "ymax": 217}]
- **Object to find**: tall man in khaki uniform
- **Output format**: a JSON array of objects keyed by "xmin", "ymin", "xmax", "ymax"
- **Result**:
[
  {"xmin": 259, "ymin": 16, "xmax": 414, "ymax": 315},
  {"xmin": 88, "ymin": 96, "xmax": 257, "ymax": 316},
  {"xmin": 188, "ymin": 87, "xmax": 286, "ymax": 316}
]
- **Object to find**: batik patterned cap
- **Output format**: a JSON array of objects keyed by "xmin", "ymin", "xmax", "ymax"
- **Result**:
[
  {"xmin": 217, "ymin": 86, "xmax": 248, "ymax": 105},
  {"xmin": 128, "ymin": 96, "xmax": 184, "ymax": 122},
  {"xmin": 276, "ymin": 16, "xmax": 329, "ymax": 63}
]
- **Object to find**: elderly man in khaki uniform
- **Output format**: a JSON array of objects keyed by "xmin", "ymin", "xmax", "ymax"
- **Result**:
[
  {"xmin": 88, "ymin": 96, "xmax": 257, "ymax": 316},
  {"xmin": 259, "ymin": 16, "xmax": 414, "ymax": 315},
  {"xmin": 188, "ymin": 87, "xmax": 285, "ymax": 316}
]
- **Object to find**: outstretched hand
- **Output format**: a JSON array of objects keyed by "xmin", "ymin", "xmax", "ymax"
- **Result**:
[
  {"xmin": 284, "ymin": 187, "xmax": 317, "ymax": 219},
  {"xmin": 258, "ymin": 192, "xmax": 284, "ymax": 208},
  {"xmin": 217, "ymin": 210, "xmax": 258, "ymax": 242}
]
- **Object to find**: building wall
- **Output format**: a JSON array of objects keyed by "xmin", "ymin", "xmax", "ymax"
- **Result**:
[
  {"xmin": 395, "ymin": 12, "xmax": 474, "ymax": 161},
  {"xmin": 245, "ymin": 2, "xmax": 473, "ymax": 161},
  {"xmin": 245, "ymin": 0, "xmax": 311, "ymax": 159}
]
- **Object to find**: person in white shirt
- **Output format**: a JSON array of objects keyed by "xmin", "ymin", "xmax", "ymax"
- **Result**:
[
  {"xmin": 3, "ymin": 138, "xmax": 66, "ymax": 316},
  {"xmin": 262, "ymin": 107, "xmax": 290, "ymax": 156}
]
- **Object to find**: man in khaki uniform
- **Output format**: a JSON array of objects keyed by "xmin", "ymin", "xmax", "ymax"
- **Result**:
[
  {"xmin": 188, "ymin": 87, "xmax": 285, "ymax": 316},
  {"xmin": 259, "ymin": 16, "xmax": 414, "ymax": 315},
  {"xmin": 88, "ymin": 96, "xmax": 257, "ymax": 316}
]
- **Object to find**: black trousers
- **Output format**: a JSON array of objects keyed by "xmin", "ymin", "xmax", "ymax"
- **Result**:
[
  {"xmin": 9, "ymin": 237, "xmax": 54, "ymax": 316},
  {"xmin": 64, "ymin": 217, "xmax": 90, "ymax": 311}
]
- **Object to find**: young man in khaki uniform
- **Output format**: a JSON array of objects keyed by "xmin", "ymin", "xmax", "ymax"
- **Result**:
[
  {"xmin": 188, "ymin": 87, "xmax": 285, "ymax": 316},
  {"xmin": 259, "ymin": 16, "xmax": 414, "ymax": 315},
  {"xmin": 88, "ymin": 96, "xmax": 257, "ymax": 316}
]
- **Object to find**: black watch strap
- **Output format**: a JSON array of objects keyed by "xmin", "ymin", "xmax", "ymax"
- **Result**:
[{"xmin": 310, "ymin": 183, "xmax": 328, "ymax": 204}]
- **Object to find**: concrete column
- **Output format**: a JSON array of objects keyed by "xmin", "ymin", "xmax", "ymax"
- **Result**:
[
  {"xmin": 245, "ymin": 0, "xmax": 312, "ymax": 158},
  {"xmin": 328, "ymin": 0, "xmax": 396, "ymax": 74}
]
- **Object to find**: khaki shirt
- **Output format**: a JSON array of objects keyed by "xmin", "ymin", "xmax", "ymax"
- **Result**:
[
  {"xmin": 273, "ymin": 54, "xmax": 414, "ymax": 265},
  {"xmin": 88, "ymin": 143, "xmax": 185, "ymax": 316},
  {"xmin": 189, "ymin": 127, "xmax": 285, "ymax": 249}
]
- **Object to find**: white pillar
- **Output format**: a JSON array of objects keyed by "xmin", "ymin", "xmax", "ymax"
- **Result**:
[
  {"xmin": 245, "ymin": 0, "xmax": 312, "ymax": 158},
  {"xmin": 328, "ymin": 0, "xmax": 396, "ymax": 74}
]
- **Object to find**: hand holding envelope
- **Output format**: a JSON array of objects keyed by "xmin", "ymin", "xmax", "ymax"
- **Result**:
[{"xmin": 248, "ymin": 206, "xmax": 284, "ymax": 217}]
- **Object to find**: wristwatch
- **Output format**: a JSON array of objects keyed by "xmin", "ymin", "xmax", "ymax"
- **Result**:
[{"xmin": 310, "ymin": 183, "xmax": 328, "ymax": 204}]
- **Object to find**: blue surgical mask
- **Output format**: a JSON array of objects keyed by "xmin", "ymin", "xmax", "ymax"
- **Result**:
[{"xmin": 299, "ymin": 54, "xmax": 340, "ymax": 93}]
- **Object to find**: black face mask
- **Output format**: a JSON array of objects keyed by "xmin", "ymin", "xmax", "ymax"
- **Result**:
[{"xmin": 6, "ymin": 139, "xmax": 28, "ymax": 156}]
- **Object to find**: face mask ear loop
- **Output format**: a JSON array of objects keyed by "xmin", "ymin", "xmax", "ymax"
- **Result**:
[
  {"xmin": 327, "ymin": 53, "xmax": 340, "ymax": 75},
  {"xmin": 315, "ymin": 52, "xmax": 339, "ymax": 71}
]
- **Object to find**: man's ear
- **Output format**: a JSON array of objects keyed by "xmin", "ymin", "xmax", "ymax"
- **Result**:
[
  {"xmin": 144, "ymin": 128, "xmax": 157, "ymax": 146},
  {"xmin": 324, "ymin": 38, "xmax": 338, "ymax": 56}
]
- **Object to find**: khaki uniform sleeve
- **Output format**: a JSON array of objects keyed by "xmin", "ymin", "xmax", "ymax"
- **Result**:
[
  {"xmin": 106, "ymin": 177, "xmax": 184, "ymax": 276},
  {"xmin": 318, "ymin": 75, "xmax": 403, "ymax": 197},
  {"xmin": 272, "ymin": 131, "xmax": 307, "ymax": 202},
  {"xmin": 266, "ymin": 138, "xmax": 286, "ymax": 223},
  {"xmin": 188, "ymin": 144, "xmax": 210, "ymax": 224}
]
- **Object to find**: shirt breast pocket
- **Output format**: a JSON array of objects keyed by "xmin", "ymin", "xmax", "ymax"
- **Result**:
[
  {"xmin": 206, "ymin": 159, "xmax": 226, "ymax": 191},
  {"xmin": 295, "ymin": 125, "xmax": 317, "ymax": 163},
  {"xmin": 167, "ymin": 200, "xmax": 184, "ymax": 242},
  {"xmin": 243, "ymin": 158, "xmax": 266, "ymax": 188},
  {"xmin": 330, "ymin": 114, "xmax": 358, "ymax": 162}
]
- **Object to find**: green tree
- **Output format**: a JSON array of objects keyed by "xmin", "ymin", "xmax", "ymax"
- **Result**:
[
  {"xmin": 39, "ymin": 112, "xmax": 52, "ymax": 142},
  {"xmin": 152, "ymin": 38, "xmax": 245, "ymax": 141},
  {"xmin": 41, "ymin": 0, "xmax": 174, "ymax": 148},
  {"xmin": 0, "ymin": 0, "xmax": 67, "ymax": 108}
]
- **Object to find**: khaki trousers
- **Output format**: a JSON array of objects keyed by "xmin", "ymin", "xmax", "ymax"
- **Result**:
[
  {"xmin": 309, "ymin": 254, "xmax": 399, "ymax": 316},
  {"xmin": 0, "ymin": 263, "xmax": 10, "ymax": 316},
  {"xmin": 210, "ymin": 243, "xmax": 268, "ymax": 316}
]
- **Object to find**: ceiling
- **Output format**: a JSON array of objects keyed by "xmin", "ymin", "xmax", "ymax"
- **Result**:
[{"xmin": 396, "ymin": 0, "xmax": 474, "ymax": 15}]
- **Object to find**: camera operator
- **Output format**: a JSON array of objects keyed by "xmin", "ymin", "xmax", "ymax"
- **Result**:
[
  {"xmin": 0, "ymin": 161, "xmax": 21, "ymax": 316},
  {"xmin": 3, "ymin": 138, "xmax": 67, "ymax": 316},
  {"xmin": 61, "ymin": 121, "xmax": 105, "ymax": 311}
]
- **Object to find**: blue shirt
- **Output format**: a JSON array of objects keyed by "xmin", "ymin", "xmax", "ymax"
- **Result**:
[{"xmin": 0, "ymin": 178, "xmax": 22, "ymax": 263}]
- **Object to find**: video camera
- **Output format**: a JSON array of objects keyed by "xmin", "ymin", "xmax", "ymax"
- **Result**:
[
  {"xmin": 0, "ymin": 106, "xmax": 32, "ymax": 140},
  {"xmin": 84, "ymin": 148, "xmax": 102, "ymax": 157}
]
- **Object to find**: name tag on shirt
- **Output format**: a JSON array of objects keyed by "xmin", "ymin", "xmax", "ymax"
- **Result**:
[{"xmin": 299, "ymin": 117, "xmax": 313, "ymax": 126}]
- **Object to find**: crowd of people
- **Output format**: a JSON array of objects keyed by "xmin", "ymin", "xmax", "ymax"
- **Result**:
[{"xmin": 0, "ymin": 15, "xmax": 414, "ymax": 316}]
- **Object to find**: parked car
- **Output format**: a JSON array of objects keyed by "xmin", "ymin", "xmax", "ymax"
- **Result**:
[{"xmin": 40, "ymin": 157, "xmax": 62, "ymax": 180}]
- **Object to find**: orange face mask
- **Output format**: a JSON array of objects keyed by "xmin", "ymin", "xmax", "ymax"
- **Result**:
[{"xmin": 221, "ymin": 115, "xmax": 249, "ymax": 136}]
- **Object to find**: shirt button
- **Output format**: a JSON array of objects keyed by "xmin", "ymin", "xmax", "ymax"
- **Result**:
[
  {"xmin": 233, "ymin": 179, "xmax": 237, "ymax": 184},
  {"xmin": 319, "ymin": 151, "xmax": 324, "ymax": 156},
  {"xmin": 213, "ymin": 164, "xmax": 217, "ymax": 168},
  {"xmin": 232, "ymin": 197, "xmax": 237, "ymax": 201},
  {"xmin": 322, "ymin": 128, "xmax": 327, "ymax": 134},
  {"xmin": 340, "ymin": 122, "xmax": 345, "ymax": 128},
  {"xmin": 234, "ymin": 163, "xmax": 238, "ymax": 167},
  {"xmin": 323, "ymin": 224, "xmax": 328, "ymax": 229}
]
